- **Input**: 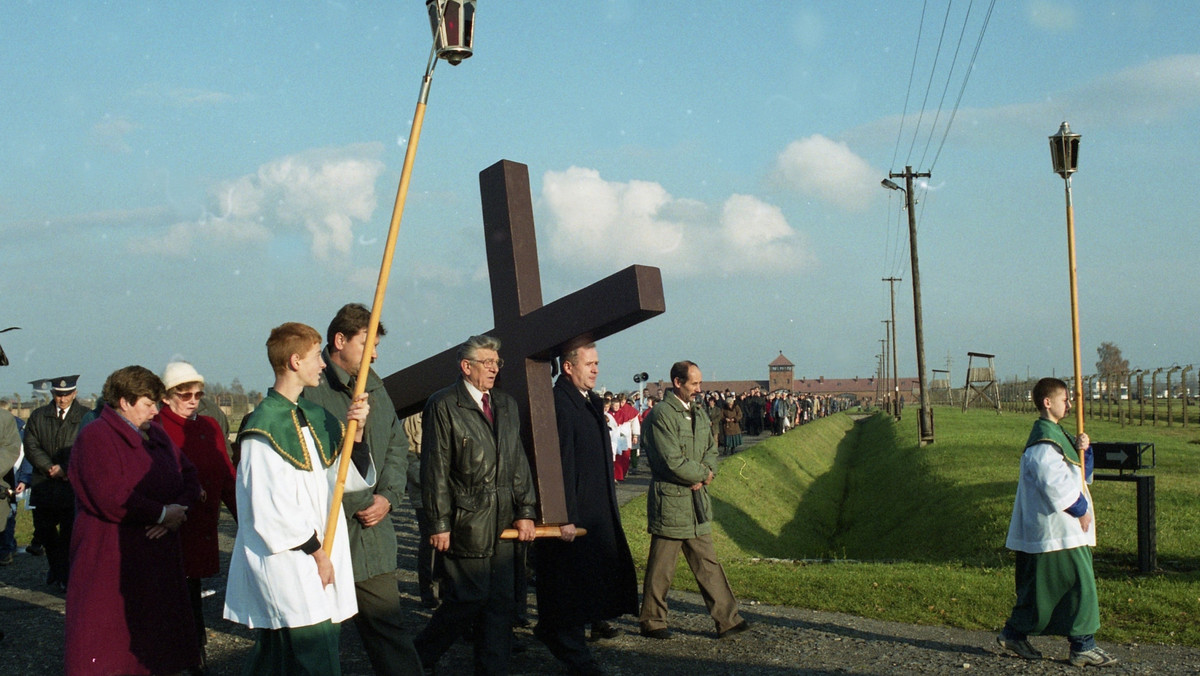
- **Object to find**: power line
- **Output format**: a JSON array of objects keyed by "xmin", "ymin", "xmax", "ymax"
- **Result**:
[
  {"xmin": 930, "ymin": 0, "xmax": 997, "ymax": 171},
  {"xmin": 917, "ymin": 0, "xmax": 979, "ymax": 171},
  {"xmin": 904, "ymin": 0, "xmax": 953, "ymax": 164},
  {"xmin": 890, "ymin": 0, "xmax": 929, "ymax": 171}
]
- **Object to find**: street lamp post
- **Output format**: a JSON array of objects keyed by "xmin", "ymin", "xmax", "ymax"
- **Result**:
[
  {"xmin": 324, "ymin": 0, "xmax": 478, "ymax": 556},
  {"xmin": 633, "ymin": 371, "xmax": 649, "ymax": 406}
]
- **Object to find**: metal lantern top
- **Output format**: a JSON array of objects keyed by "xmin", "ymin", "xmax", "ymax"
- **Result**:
[
  {"xmin": 426, "ymin": 0, "xmax": 476, "ymax": 65},
  {"xmin": 1049, "ymin": 121, "xmax": 1081, "ymax": 179}
]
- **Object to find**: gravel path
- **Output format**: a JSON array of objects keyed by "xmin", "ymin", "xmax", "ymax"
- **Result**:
[{"xmin": 2, "ymin": 430, "xmax": 1197, "ymax": 674}]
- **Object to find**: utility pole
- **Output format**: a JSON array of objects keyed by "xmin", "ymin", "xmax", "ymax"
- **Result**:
[
  {"xmin": 883, "ymin": 321, "xmax": 892, "ymax": 417},
  {"xmin": 883, "ymin": 277, "xmax": 901, "ymax": 421},
  {"xmin": 879, "ymin": 338, "xmax": 888, "ymax": 412},
  {"xmin": 889, "ymin": 165, "xmax": 934, "ymax": 445}
]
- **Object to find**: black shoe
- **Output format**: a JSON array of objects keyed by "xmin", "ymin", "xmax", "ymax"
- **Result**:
[
  {"xmin": 589, "ymin": 621, "xmax": 620, "ymax": 641},
  {"xmin": 0, "ymin": 552, "xmax": 12, "ymax": 565},
  {"xmin": 718, "ymin": 619, "xmax": 750, "ymax": 639},
  {"xmin": 421, "ymin": 596, "xmax": 440, "ymax": 610},
  {"xmin": 639, "ymin": 627, "xmax": 671, "ymax": 640},
  {"xmin": 26, "ymin": 544, "xmax": 44, "ymax": 556}
]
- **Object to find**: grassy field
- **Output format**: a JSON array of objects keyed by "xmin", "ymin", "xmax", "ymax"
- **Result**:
[{"xmin": 620, "ymin": 407, "xmax": 1200, "ymax": 646}]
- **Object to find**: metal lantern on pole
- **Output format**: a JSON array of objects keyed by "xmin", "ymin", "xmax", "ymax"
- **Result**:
[
  {"xmin": 323, "ymin": 0, "xmax": 479, "ymax": 556},
  {"xmin": 1049, "ymin": 121, "xmax": 1086, "ymax": 492},
  {"xmin": 426, "ymin": 0, "xmax": 476, "ymax": 65},
  {"xmin": 1049, "ymin": 121, "xmax": 1081, "ymax": 179}
]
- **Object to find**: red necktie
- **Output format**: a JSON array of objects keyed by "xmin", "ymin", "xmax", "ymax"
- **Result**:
[{"xmin": 481, "ymin": 393, "xmax": 493, "ymax": 424}]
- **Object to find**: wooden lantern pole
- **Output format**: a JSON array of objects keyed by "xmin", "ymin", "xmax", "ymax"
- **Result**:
[{"xmin": 321, "ymin": 17, "xmax": 449, "ymax": 557}]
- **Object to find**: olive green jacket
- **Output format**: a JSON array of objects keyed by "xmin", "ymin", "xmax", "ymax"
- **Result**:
[
  {"xmin": 303, "ymin": 349, "xmax": 408, "ymax": 582},
  {"xmin": 642, "ymin": 392, "xmax": 719, "ymax": 539}
]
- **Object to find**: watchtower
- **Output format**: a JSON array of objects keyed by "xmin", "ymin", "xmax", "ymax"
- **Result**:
[
  {"xmin": 931, "ymin": 368, "xmax": 954, "ymax": 405},
  {"xmin": 769, "ymin": 352, "xmax": 794, "ymax": 392},
  {"xmin": 962, "ymin": 351, "xmax": 1001, "ymax": 412}
]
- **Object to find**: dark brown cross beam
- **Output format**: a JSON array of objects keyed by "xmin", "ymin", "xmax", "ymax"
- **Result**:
[{"xmin": 383, "ymin": 159, "xmax": 665, "ymax": 524}]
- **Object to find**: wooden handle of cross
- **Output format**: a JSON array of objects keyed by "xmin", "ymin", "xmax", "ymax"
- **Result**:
[
  {"xmin": 500, "ymin": 526, "xmax": 588, "ymax": 540},
  {"xmin": 321, "ymin": 97, "xmax": 429, "ymax": 557}
]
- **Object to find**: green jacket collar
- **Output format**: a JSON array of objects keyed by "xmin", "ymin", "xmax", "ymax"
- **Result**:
[
  {"xmin": 321, "ymin": 347, "xmax": 383, "ymax": 394},
  {"xmin": 1025, "ymin": 417, "xmax": 1080, "ymax": 465},
  {"xmin": 239, "ymin": 389, "xmax": 344, "ymax": 470}
]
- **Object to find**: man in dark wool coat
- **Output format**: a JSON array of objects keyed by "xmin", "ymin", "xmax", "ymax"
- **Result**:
[{"xmin": 534, "ymin": 341, "xmax": 638, "ymax": 676}]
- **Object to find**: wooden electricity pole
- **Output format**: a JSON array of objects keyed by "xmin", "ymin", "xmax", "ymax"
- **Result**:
[{"xmin": 884, "ymin": 277, "xmax": 901, "ymax": 420}]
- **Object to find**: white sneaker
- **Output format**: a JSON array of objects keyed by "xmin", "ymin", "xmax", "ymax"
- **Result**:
[{"xmin": 1069, "ymin": 646, "xmax": 1118, "ymax": 667}]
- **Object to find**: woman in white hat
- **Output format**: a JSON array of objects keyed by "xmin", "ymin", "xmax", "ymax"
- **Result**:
[{"xmin": 155, "ymin": 361, "xmax": 237, "ymax": 675}]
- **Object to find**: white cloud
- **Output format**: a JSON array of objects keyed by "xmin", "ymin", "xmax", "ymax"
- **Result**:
[
  {"xmin": 167, "ymin": 88, "xmax": 233, "ymax": 106},
  {"xmin": 845, "ymin": 55, "xmax": 1200, "ymax": 148},
  {"xmin": 128, "ymin": 143, "xmax": 385, "ymax": 262},
  {"xmin": 90, "ymin": 115, "xmax": 137, "ymax": 154},
  {"xmin": 541, "ymin": 167, "xmax": 814, "ymax": 277},
  {"xmin": 771, "ymin": 135, "xmax": 879, "ymax": 212},
  {"xmin": 720, "ymin": 194, "xmax": 815, "ymax": 274},
  {"xmin": 1027, "ymin": 0, "xmax": 1077, "ymax": 32},
  {"xmin": 1073, "ymin": 54, "xmax": 1200, "ymax": 124}
]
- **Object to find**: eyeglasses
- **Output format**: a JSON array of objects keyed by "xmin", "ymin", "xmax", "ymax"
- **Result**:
[
  {"xmin": 468, "ymin": 358, "xmax": 504, "ymax": 370},
  {"xmin": 173, "ymin": 391, "xmax": 205, "ymax": 401}
]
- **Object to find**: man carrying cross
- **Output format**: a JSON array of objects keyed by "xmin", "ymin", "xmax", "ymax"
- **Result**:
[
  {"xmin": 414, "ymin": 334, "xmax": 537, "ymax": 676},
  {"xmin": 533, "ymin": 341, "xmax": 638, "ymax": 675}
]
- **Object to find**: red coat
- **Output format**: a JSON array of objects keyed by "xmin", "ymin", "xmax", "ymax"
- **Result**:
[
  {"xmin": 155, "ymin": 407, "xmax": 236, "ymax": 578},
  {"xmin": 66, "ymin": 406, "xmax": 201, "ymax": 675}
]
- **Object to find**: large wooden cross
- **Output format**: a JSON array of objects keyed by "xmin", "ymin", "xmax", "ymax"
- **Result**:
[{"xmin": 383, "ymin": 159, "xmax": 665, "ymax": 524}]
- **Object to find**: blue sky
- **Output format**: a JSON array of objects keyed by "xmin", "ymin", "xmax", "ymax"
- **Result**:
[{"xmin": 2, "ymin": 1, "xmax": 1198, "ymax": 397}]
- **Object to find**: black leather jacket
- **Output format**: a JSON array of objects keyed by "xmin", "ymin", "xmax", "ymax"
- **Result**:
[{"xmin": 421, "ymin": 379, "xmax": 537, "ymax": 558}]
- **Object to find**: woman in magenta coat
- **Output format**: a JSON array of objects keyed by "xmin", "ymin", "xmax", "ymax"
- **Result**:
[
  {"xmin": 65, "ymin": 365, "xmax": 201, "ymax": 675},
  {"xmin": 154, "ymin": 361, "xmax": 236, "ymax": 674}
]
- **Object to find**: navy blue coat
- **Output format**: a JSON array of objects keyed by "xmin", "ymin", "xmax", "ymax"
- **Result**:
[{"xmin": 534, "ymin": 376, "xmax": 638, "ymax": 627}]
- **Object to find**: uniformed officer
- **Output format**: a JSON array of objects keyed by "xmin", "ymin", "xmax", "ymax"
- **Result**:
[{"xmin": 24, "ymin": 375, "xmax": 87, "ymax": 590}]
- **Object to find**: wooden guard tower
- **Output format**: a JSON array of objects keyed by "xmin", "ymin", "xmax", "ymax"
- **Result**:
[
  {"xmin": 962, "ymin": 351, "xmax": 1001, "ymax": 413},
  {"xmin": 931, "ymin": 368, "xmax": 953, "ymax": 405}
]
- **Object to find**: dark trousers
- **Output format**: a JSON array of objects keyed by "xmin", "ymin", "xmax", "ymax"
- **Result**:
[
  {"xmin": 512, "ymin": 540, "xmax": 529, "ymax": 624},
  {"xmin": 353, "ymin": 573, "xmax": 424, "ymax": 676},
  {"xmin": 534, "ymin": 622, "xmax": 592, "ymax": 671},
  {"xmin": 414, "ymin": 507, "xmax": 442, "ymax": 603},
  {"xmin": 415, "ymin": 541, "xmax": 515, "ymax": 676},
  {"xmin": 1, "ymin": 501, "xmax": 16, "ymax": 556},
  {"xmin": 186, "ymin": 577, "xmax": 207, "ymax": 651},
  {"xmin": 31, "ymin": 482, "xmax": 73, "ymax": 584}
]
